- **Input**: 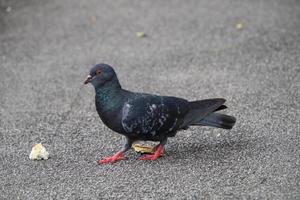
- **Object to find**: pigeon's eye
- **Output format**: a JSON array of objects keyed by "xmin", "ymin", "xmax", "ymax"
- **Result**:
[{"xmin": 96, "ymin": 69, "xmax": 102, "ymax": 75}]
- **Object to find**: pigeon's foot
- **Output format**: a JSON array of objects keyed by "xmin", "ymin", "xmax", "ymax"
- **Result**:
[
  {"xmin": 98, "ymin": 151, "xmax": 127, "ymax": 164},
  {"xmin": 139, "ymin": 145, "xmax": 164, "ymax": 161}
]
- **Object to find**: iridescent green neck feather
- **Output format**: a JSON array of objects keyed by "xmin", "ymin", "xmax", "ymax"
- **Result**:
[{"xmin": 95, "ymin": 76, "xmax": 123, "ymax": 112}]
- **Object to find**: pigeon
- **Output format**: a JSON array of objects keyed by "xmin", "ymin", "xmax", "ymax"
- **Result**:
[{"xmin": 84, "ymin": 63, "xmax": 236, "ymax": 164}]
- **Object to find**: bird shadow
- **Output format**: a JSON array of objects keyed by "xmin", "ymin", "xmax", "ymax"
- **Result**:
[{"xmin": 165, "ymin": 136, "xmax": 263, "ymax": 163}]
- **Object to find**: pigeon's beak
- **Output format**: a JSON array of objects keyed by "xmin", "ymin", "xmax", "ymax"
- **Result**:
[{"xmin": 84, "ymin": 75, "xmax": 92, "ymax": 84}]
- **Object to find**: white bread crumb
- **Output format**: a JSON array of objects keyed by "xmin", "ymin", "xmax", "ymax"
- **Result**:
[{"xmin": 29, "ymin": 143, "xmax": 49, "ymax": 160}]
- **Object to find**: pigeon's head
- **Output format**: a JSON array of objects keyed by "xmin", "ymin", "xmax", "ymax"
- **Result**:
[{"xmin": 84, "ymin": 63, "xmax": 120, "ymax": 89}]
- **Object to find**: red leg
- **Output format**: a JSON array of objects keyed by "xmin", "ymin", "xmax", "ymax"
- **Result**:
[
  {"xmin": 139, "ymin": 145, "xmax": 164, "ymax": 161},
  {"xmin": 99, "ymin": 137, "xmax": 133, "ymax": 164},
  {"xmin": 98, "ymin": 151, "xmax": 127, "ymax": 164}
]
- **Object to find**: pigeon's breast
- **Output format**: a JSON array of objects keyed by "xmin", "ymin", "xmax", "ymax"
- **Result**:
[{"xmin": 95, "ymin": 96, "xmax": 125, "ymax": 134}]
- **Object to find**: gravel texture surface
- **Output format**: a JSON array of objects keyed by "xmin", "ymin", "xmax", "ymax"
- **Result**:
[{"xmin": 0, "ymin": 0, "xmax": 299, "ymax": 199}]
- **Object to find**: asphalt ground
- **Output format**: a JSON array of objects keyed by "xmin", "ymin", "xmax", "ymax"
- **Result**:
[{"xmin": 0, "ymin": 0, "xmax": 299, "ymax": 199}]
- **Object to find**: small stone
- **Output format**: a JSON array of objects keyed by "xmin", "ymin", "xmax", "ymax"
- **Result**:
[
  {"xmin": 6, "ymin": 7, "xmax": 12, "ymax": 13},
  {"xmin": 90, "ymin": 16, "xmax": 97, "ymax": 23},
  {"xmin": 29, "ymin": 143, "xmax": 49, "ymax": 160}
]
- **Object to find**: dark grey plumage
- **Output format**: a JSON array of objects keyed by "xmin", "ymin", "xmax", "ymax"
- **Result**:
[{"xmin": 84, "ymin": 63, "xmax": 236, "ymax": 163}]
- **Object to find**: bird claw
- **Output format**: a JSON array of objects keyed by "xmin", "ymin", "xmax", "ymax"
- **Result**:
[
  {"xmin": 98, "ymin": 152, "xmax": 127, "ymax": 164},
  {"xmin": 138, "ymin": 144, "xmax": 164, "ymax": 161}
]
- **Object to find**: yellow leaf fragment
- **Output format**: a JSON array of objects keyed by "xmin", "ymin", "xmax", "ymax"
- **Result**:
[
  {"xmin": 136, "ymin": 32, "xmax": 146, "ymax": 38},
  {"xmin": 235, "ymin": 22, "xmax": 244, "ymax": 30},
  {"xmin": 132, "ymin": 143, "xmax": 155, "ymax": 154}
]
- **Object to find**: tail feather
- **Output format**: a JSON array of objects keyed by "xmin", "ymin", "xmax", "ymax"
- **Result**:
[
  {"xmin": 180, "ymin": 98, "xmax": 226, "ymax": 128},
  {"xmin": 191, "ymin": 112, "xmax": 236, "ymax": 129},
  {"xmin": 214, "ymin": 105, "xmax": 227, "ymax": 111}
]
